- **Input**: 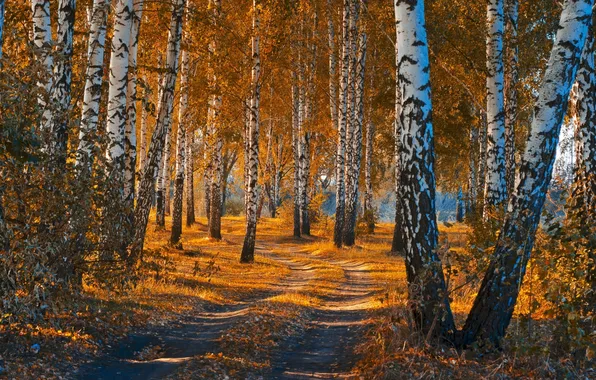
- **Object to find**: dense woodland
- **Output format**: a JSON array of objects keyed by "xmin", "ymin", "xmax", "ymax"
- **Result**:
[{"xmin": 0, "ymin": 0, "xmax": 595, "ymax": 378}]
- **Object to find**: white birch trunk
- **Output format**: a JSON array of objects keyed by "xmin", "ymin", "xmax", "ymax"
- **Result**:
[
  {"xmin": 467, "ymin": 125, "xmax": 479, "ymax": 214},
  {"xmin": 47, "ymin": 0, "xmax": 76, "ymax": 164},
  {"xmin": 208, "ymin": 0, "xmax": 223, "ymax": 239},
  {"xmin": 333, "ymin": 0, "xmax": 350, "ymax": 247},
  {"xmin": 131, "ymin": 0, "xmax": 186, "ymax": 259},
  {"xmin": 156, "ymin": 121, "xmax": 172, "ymax": 226},
  {"xmin": 477, "ymin": 112, "xmax": 488, "ymax": 199},
  {"xmin": 139, "ymin": 75, "xmax": 149, "ymax": 173},
  {"xmin": 328, "ymin": 0, "xmax": 338, "ymax": 133},
  {"xmin": 363, "ymin": 119, "xmax": 374, "ymax": 227},
  {"xmin": 391, "ymin": 4, "xmax": 404, "ymax": 254},
  {"xmin": 299, "ymin": 9, "xmax": 318, "ymax": 236},
  {"xmin": 171, "ymin": 45, "xmax": 189, "ymax": 246},
  {"xmin": 484, "ymin": 0, "xmax": 507, "ymax": 210},
  {"xmin": 343, "ymin": 0, "xmax": 359, "ymax": 225},
  {"xmin": 291, "ymin": 76, "xmax": 302, "ymax": 237},
  {"xmin": 185, "ymin": 120, "xmax": 195, "ymax": 226},
  {"xmin": 31, "ymin": 0, "xmax": 53, "ymax": 134},
  {"xmin": 463, "ymin": 0, "xmax": 593, "ymax": 346},
  {"xmin": 240, "ymin": 0, "xmax": 261, "ymax": 263},
  {"xmin": 164, "ymin": 131, "xmax": 172, "ymax": 215},
  {"xmin": 343, "ymin": 31, "xmax": 366, "ymax": 247},
  {"xmin": 124, "ymin": 0, "xmax": 145, "ymax": 208},
  {"xmin": 395, "ymin": 0, "xmax": 455, "ymax": 336},
  {"xmin": 504, "ymin": 0, "xmax": 518, "ymax": 197},
  {"xmin": 106, "ymin": 0, "xmax": 133, "ymax": 183},
  {"xmin": 76, "ymin": 0, "xmax": 109, "ymax": 172}
]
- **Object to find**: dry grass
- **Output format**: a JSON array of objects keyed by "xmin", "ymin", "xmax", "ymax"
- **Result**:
[{"xmin": 6, "ymin": 214, "xmax": 593, "ymax": 379}]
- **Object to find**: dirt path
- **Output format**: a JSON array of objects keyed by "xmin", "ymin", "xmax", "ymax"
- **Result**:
[
  {"xmin": 269, "ymin": 259, "xmax": 378, "ymax": 379},
  {"xmin": 75, "ymin": 246, "xmax": 316, "ymax": 380},
  {"xmin": 76, "ymin": 241, "xmax": 380, "ymax": 379}
]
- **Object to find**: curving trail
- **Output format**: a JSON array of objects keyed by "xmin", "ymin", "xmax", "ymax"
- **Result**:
[
  {"xmin": 76, "ymin": 245, "xmax": 317, "ymax": 380},
  {"xmin": 270, "ymin": 258, "xmax": 379, "ymax": 379},
  {"xmin": 76, "ymin": 240, "xmax": 382, "ymax": 379}
]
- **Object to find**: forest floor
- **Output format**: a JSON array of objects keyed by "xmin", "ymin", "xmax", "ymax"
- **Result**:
[
  {"xmin": 3, "ymin": 216, "xmax": 594, "ymax": 379},
  {"xmin": 73, "ymin": 217, "xmax": 401, "ymax": 379}
]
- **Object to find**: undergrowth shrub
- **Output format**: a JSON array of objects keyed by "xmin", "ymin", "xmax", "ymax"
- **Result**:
[{"xmin": 0, "ymin": 54, "xmax": 142, "ymax": 322}]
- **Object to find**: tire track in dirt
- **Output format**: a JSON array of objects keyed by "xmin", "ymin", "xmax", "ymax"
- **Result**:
[
  {"xmin": 76, "ymin": 245, "xmax": 316, "ymax": 380},
  {"xmin": 269, "ymin": 257, "xmax": 380, "ymax": 379}
]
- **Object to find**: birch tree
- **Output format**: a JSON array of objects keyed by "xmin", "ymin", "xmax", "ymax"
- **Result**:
[
  {"xmin": 343, "ymin": 31, "xmax": 366, "ymax": 247},
  {"xmin": 156, "ymin": 122, "xmax": 172, "ymax": 227},
  {"xmin": 171, "ymin": 42, "xmax": 189, "ymax": 247},
  {"xmin": 299, "ymin": 8, "xmax": 318, "ymax": 236},
  {"xmin": 185, "ymin": 122, "xmax": 196, "ymax": 226},
  {"xmin": 31, "ymin": 0, "xmax": 53, "ymax": 134},
  {"xmin": 106, "ymin": 0, "xmax": 133, "ymax": 189},
  {"xmin": 327, "ymin": 0, "xmax": 338, "ymax": 137},
  {"xmin": 124, "ymin": 0, "xmax": 145, "ymax": 215},
  {"xmin": 164, "ymin": 131, "xmax": 172, "ymax": 215},
  {"xmin": 477, "ymin": 113, "xmax": 488, "ymax": 200},
  {"xmin": 467, "ymin": 125, "xmax": 479, "ymax": 215},
  {"xmin": 504, "ymin": 0, "xmax": 518, "ymax": 197},
  {"xmin": 462, "ymin": 0, "xmax": 593, "ymax": 346},
  {"xmin": 363, "ymin": 112, "xmax": 375, "ymax": 233},
  {"xmin": 363, "ymin": 47, "xmax": 376, "ymax": 234},
  {"xmin": 76, "ymin": 0, "xmax": 109, "ymax": 172},
  {"xmin": 483, "ymin": 0, "xmax": 507, "ymax": 211},
  {"xmin": 342, "ymin": 0, "xmax": 359, "ymax": 246},
  {"xmin": 240, "ymin": 0, "xmax": 261, "ymax": 263},
  {"xmin": 208, "ymin": 0, "xmax": 223, "ymax": 240},
  {"xmin": 292, "ymin": 74, "xmax": 301, "ymax": 238},
  {"xmin": 48, "ymin": 0, "xmax": 76, "ymax": 164},
  {"xmin": 222, "ymin": 149, "xmax": 238, "ymax": 216},
  {"xmin": 395, "ymin": 0, "xmax": 456, "ymax": 336},
  {"xmin": 131, "ymin": 0, "xmax": 186, "ymax": 260},
  {"xmin": 391, "ymin": 7, "xmax": 404, "ymax": 254},
  {"xmin": 138, "ymin": 75, "xmax": 150, "ymax": 174},
  {"xmin": 204, "ymin": 123, "xmax": 213, "ymax": 221},
  {"xmin": 333, "ymin": 0, "xmax": 350, "ymax": 247}
]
